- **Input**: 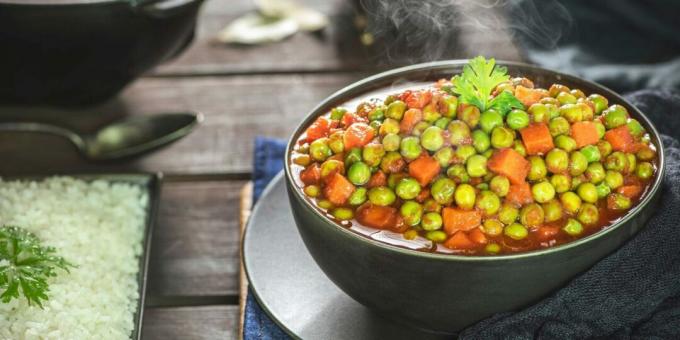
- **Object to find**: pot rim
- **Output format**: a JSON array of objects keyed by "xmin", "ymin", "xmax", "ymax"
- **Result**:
[{"xmin": 284, "ymin": 59, "xmax": 667, "ymax": 262}]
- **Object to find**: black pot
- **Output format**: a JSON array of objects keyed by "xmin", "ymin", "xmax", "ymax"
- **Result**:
[
  {"xmin": 0, "ymin": 0, "xmax": 204, "ymax": 106},
  {"xmin": 284, "ymin": 60, "xmax": 666, "ymax": 334}
]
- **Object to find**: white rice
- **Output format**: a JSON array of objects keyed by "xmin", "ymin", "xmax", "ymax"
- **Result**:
[{"xmin": 0, "ymin": 177, "xmax": 148, "ymax": 340}]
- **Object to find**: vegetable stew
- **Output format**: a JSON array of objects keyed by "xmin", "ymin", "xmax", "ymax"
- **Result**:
[{"xmin": 290, "ymin": 57, "xmax": 658, "ymax": 255}]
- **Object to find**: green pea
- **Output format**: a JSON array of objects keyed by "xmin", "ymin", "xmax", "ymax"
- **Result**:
[
  {"xmin": 549, "ymin": 117, "xmax": 571, "ymax": 137},
  {"xmin": 448, "ymin": 120, "xmax": 472, "ymax": 145},
  {"xmin": 546, "ymin": 149, "xmax": 569, "ymax": 174},
  {"xmin": 608, "ymin": 193, "xmax": 631, "ymax": 210},
  {"xmin": 498, "ymin": 203, "xmax": 519, "ymax": 225},
  {"xmin": 624, "ymin": 153, "xmax": 635, "ymax": 173},
  {"xmin": 550, "ymin": 174, "xmax": 571, "ymax": 194},
  {"xmin": 395, "ymin": 177, "xmax": 422, "ymax": 200},
  {"xmin": 482, "ymin": 219, "xmax": 504, "ymax": 236},
  {"xmin": 557, "ymin": 91, "xmax": 577, "ymax": 105},
  {"xmin": 348, "ymin": 187, "xmax": 367, "ymax": 205},
  {"xmin": 330, "ymin": 107, "xmax": 347, "ymax": 121},
  {"xmin": 418, "ymin": 126, "xmax": 443, "ymax": 151},
  {"xmin": 528, "ymin": 156, "xmax": 548, "ymax": 181},
  {"xmin": 559, "ymin": 104, "xmax": 583, "ymax": 123},
  {"xmin": 480, "ymin": 110, "xmax": 504, "ymax": 133},
  {"xmin": 472, "ymin": 130, "xmax": 491, "ymax": 153},
  {"xmin": 304, "ymin": 185, "xmax": 320, "ymax": 197},
  {"xmin": 585, "ymin": 162, "xmax": 606, "ymax": 184},
  {"xmin": 597, "ymin": 140, "xmax": 613, "ymax": 158},
  {"xmin": 379, "ymin": 118, "xmax": 400, "ymax": 135},
  {"xmin": 542, "ymin": 199, "xmax": 563, "ymax": 222},
  {"xmin": 545, "ymin": 103, "xmax": 560, "ymax": 119},
  {"xmin": 485, "ymin": 243, "xmax": 501, "ymax": 254},
  {"xmin": 604, "ymin": 170, "xmax": 624, "ymax": 190},
  {"xmin": 595, "ymin": 183, "xmax": 610, "ymax": 199},
  {"xmin": 387, "ymin": 173, "xmax": 407, "ymax": 190},
  {"xmin": 627, "ymin": 119, "xmax": 645, "ymax": 137},
  {"xmin": 386, "ymin": 100, "xmax": 407, "ymax": 120},
  {"xmin": 317, "ymin": 199, "xmax": 334, "ymax": 210},
  {"xmin": 425, "ymin": 230, "xmax": 448, "ymax": 243},
  {"xmin": 400, "ymin": 137, "xmax": 423, "ymax": 161},
  {"xmin": 570, "ymin": 151, "xmax": 589, "ymax": 176},
  {"xmin": 434, "ymin": 147, "xmax": 455, "ymax": 167},
  {"xmin": 506, "ymin": 109, "xmax": 530, "ymax": 130},
  {"xmin": 412, "ymin": 121, "xmax": 431, "ymax": 137},
  {"xmin": 310, "ymin": 138, "xmax": 332, "ymax": 161},
  {"xmin": 403, "ymin": 229, "xmax": 418, "ymax": 240},
  {"xmin": 466, "ymin": 155, "xmax": 488, "ymax": 178},
  {"xmin": 400, "ymin": 200, "xmax": 423, "ymax": 226},
  {"xmin": 332, "ymin": 207, "xmax": 354, "ymax": 220},
  {"xmin": 490, "ymin": 175, "xmax": 510, "ymax": 197},
  {"xmin": 594, "ymin": 121, "xmax": 606, "ymax": 139},
  {"xmin": 603, "ymin": 105, "xmax": 628, "ymax": 129},
  {"xmin": 604, "ymin": 151, "xmax": 627, "ymax": 172},
  {"xmin": 345, "ymin": 161, "xmax": 369, "ymax": 185},
  {"xmin": 369, "ymin": 120, "xmax": 382, "ymax": 134},
  {"xmin": 343, "ymin": 149, "xmax": 361, "ymax": 168},
  {"xmin": 476, "ymin": 190, "xmax": 501, "ymax": 216},
  {"xmin": 422, "ymin": 103, "xmax": 441, "ymax": 123},
  {"xmin": 637, "ymin": 145, "xmax": 656, "ymax": 161},
  {"xmin": 549, "ymin": 84, "xmax": 570, "ymax": 97},
  {"xmin": 454, "ymin": 184, "xmax": 476, "ymax": 210},
  {"xmin": 328, "ymin": 131, "xmax": 345, "ymax": 154},
  {"xmin": 587, "ymin": 94, "xmax": 609, "ymax": 114},
  {"xmin": 560, "ymin": 191, "xmax": 582, "ymax": 214},
  {"xmin": 491, "ymin": 126, "xmax": 515, "ymax": 148},
  {"xmin": 636, "ymin": 162, "xmax": 654, "ymax": 180},
  {"xmin": 505, "ymin": 223, "xmax": 529, "ymax": 240},
  {"xmin": 482, "ymin": 149, "xmax": 494, "ymax": 159},
  {"xmin": 320, "ymin": 159, "xmax": 344, "ymax": 179},
  {"xmin": 431, "ymin": 177, "xmax": 456, "ymax": 205},
  {"xmin": 368, "ymin": 186, "xmax": 396, "ymax": 206},
  {"xmin": 578, "ymin": 102, "xmax": 594, "ymax": 121},
  {"xmin": 434, "ymin": 117, "xmax": 451, "ymax": 130},
  {"xmin": 423, "ymin": 198, "xmax": 442, "ymax": 213},
  {"xmin": 441, "ymin": 95, "xmax": 459, "ymax": 118},
  {"xmin": 580, "ymin": 145, "xmax": 601, "ymax": 163},
  {"xmin": 362, "ymin": 143, "xmax": 385, "ymax": 167},
  {"xmin": 293, "ymin": 153, "xmax": 311, "ymax": 166},
  {"xmin": 529, "ymin": 103, "xmax": 550, "ymax": 123},
  {"xmin": 421, "ymin": 212, "xmax": 443, "ymax": 231},
  {"xmin": 563, "ymin": 218, "xmax": 583, "ymax": 236},
  {"xmin": 518, "ymin": 203, "xmax": 544, "ymax": 227},
  {"xmin": 382, "ymin": 133, "xmax": 401, "ymax": 152},
  {"xmin": 459, "ymin": 105, "xmax": 481, "ymax": 128},
  {"xmin": 513, "ymin": 140, "xmax": 527, "ymax": 157},
  {"xmin": 454, "ymin": 145, "xmax": 476, "ymax": 164},
  {"xmin": 368, "ymin": 106, "xmax": 386, "ymax": 122},
  {"xmin": 577, "ymin": 203, "xmax": 599, "ymax": 225},
  {"xmin": 531, "ymin": 181, "xmax": 555, "ymax": 203},
  {"xmin": 555, "ymin": 135, "xmax": 578, "ymax": 152},
  {"xmin": 577, "ymin": 182, "xmax": 598, "ymax": 203},
  {"xmin": 447, "ymin": 164, "xmax": 470, "ymax": 184},
  {"xmin": 476, "ymin": 182, "xmax": 489, "ymax": 191}
]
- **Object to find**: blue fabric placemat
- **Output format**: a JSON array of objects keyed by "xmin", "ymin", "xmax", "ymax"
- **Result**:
[{"xmin": 243, "ymin": 90, "xmax": 680, "ymax": 339}]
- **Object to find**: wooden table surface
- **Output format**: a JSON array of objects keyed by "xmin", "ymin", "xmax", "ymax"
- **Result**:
[{"xmin": 0, "ymin": 1, "xmax": 522, "ymax": 338}]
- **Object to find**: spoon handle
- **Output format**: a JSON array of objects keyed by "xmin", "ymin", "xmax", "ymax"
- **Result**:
[{"xmin": 0, "ymin": 122, "xmax": 85, "ymax": 150}]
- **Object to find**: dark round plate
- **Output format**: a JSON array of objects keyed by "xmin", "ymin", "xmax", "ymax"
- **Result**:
[{"xmin": 243, "ymin": 172, "xmax": 449, "ymax": 340}]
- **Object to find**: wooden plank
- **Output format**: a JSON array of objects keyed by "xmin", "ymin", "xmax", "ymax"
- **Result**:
[
  {"xmin": 147, "ymin": 180, "xmax": 245, "ymax": 297},
  {"xmin": 142, "ymin": 305, "xmax": 239, "ymax": 340},
  {"xmin": 0, "ymin": 73, "xmax": 361, "ymax": 175}
]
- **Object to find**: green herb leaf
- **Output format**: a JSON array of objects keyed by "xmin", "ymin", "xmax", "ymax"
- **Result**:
[
  {"xmin": 0, "ymin": 226, "xmax": 73, "ymax": 307},
  {"xmin": 451, "ymin": 56, "xmax": 520, "ymax": 112},
  {"xmin": 489, "ymin": 90, "xmax": 525, "ymax": 115}
]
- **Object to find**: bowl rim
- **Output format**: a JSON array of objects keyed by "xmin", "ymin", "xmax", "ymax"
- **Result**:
[{"xmin": 284, "ymin": 59, "xmax": 667, "ymax": 262}]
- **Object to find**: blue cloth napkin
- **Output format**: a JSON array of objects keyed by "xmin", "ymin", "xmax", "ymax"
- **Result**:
[{"xmin": 243, "ymin": 90, "xmax": 680, "ymax": 339}]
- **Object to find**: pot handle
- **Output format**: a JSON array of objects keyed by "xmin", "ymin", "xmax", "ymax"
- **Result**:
[{"xmin": 132, "ymin": 0, "xmax": 200, "ymax": 18}]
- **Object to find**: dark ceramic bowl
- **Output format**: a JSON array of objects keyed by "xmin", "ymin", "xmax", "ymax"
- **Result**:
[
  {"xmin": 0, "ymin": 0, "xmax": 203, "ymax": 106},
  {"xmin": 284, "ymin": 60, "xmax": 666, "ymax": 334}
]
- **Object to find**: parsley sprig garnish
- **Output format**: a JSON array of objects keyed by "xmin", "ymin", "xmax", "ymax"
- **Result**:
[
  {"xmin": 451, "ymin": 56, "xmax": 524, "ymax": 114},
  {"xmin": 0, "ymin": 226, "xmax": 73, "ymax": 307}
]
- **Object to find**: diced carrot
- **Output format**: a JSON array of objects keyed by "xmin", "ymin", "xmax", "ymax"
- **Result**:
[
  {"xmin": 443, "ymin": 231, "xmax": 477, "ymax": 250},
  {"xmin": 514, "ymin": 85, "xmax": 544, "ymax": 107},
  {"xmin": 536, "ymin": 226, "xmax": 560, "ymax": 241},
  {"xmin": 571, "ymin": 121, "xmax": 600, "ymax": 148},
  {"xmin": 487, "ymin": 148, "xmax": 530, "ymax": 184},
  {"xmin": 341, "ymin": 112, "xmax": 367, "ymax": 127},
  {"xmin": 605, "ymin": 125, "xmax": 637, "ymax": 153},
  {"xmin": 442, "ymin": 208, "xmax": 482, "ymax": 235},
  {"xmin": 402, "ymin": 90, "xmax": 432, "ymax": 109},
  {"xmin": 617, "ymin": 185, "xmax": 642, "ymax": 198},
  {"xmin": 343, "ymin": 123, "xmax": 374, "ymax": 150},
  {"xmin": 400, "ymin": 108, "xmax": 423, "ymax": 134},
  {"xmin": 366, "ymin": 170, "xmax": 387, "ymax": 188},
  {"xmin": 305, "ymin": 117, "xmax": 330, "ymax": 142},
  {"xmin": 469, "ymin": 228, "xmax": 488, "ymax": 245},
  {"xmin": 505, "ymin": 181, "xmax": 533, "ymax": 206},
  {"xmin": 323, "ymin": 173, "xmax": 355, "ymax": 205},
  {"xmin": 519, "ymin": 123, "xmax": 554, "ymax": 155},
  {"xmin": 408, "ymin": 154, "xmax": 441, "ymax": 186},
  {"xmin": 300, "ymin": 163, "xmax": 320, "ymax": 185},
  {"xmin": 356, "ymin": 203, "xmax": 399, "ymax": 230}
]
